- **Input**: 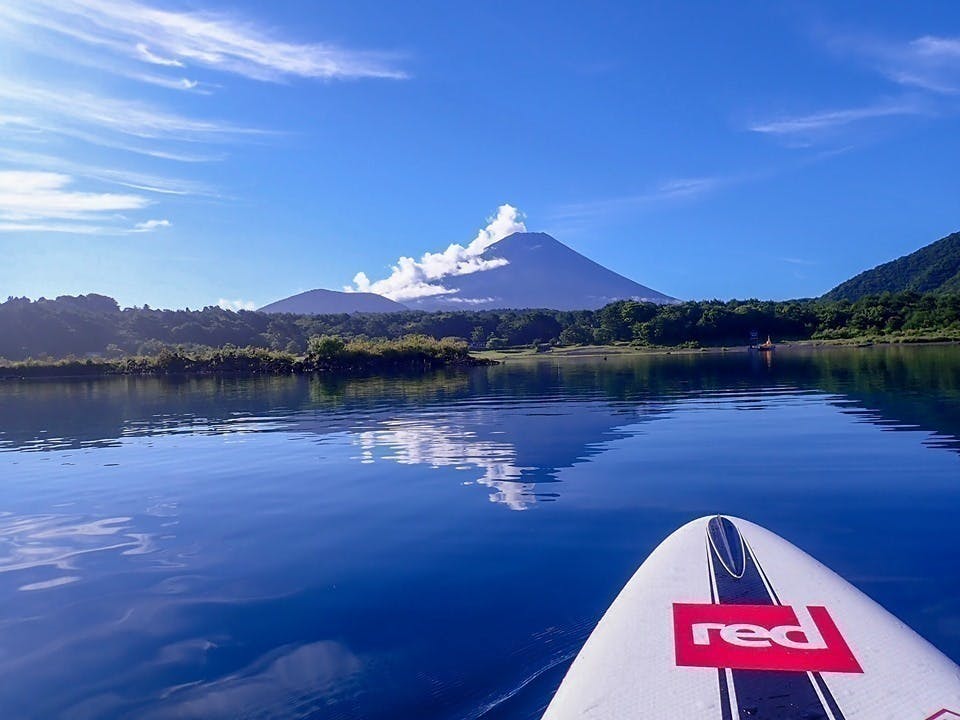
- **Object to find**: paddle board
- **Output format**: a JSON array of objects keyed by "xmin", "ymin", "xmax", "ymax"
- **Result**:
[{"xmin": 543, "ymin": 515, "xmax": 960, "ymax": 719}]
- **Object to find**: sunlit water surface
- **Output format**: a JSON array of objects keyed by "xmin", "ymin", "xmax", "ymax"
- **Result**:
[{"xmin": 1, "ymin": 346, "xmax": 959, "ymax": 719}]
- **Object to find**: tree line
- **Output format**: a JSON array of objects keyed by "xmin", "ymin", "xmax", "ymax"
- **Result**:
[{"xmin": 1, "ymin": 291, "xmax": 959, "ymax": 362}]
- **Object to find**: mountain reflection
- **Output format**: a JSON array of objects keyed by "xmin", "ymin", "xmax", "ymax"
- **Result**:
[{"xmin": 2, "ymin": 345, "xmax": 959, "ymax": 510}]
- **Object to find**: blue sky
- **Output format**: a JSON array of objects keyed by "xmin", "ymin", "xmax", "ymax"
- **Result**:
[{"xmin": 0, "ymin": 0, "xmax": 958, "ymax": 309}]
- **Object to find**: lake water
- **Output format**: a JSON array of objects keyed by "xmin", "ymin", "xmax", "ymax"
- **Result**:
[{"xmin": 2, "ymin": 345, "xmax": 959, "ymax": 719}]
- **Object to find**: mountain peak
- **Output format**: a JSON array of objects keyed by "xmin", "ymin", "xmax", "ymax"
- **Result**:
[
  {"xmin": 406, "ymin": 231, "xmax": 676, "ymax": 311},
  {"xmin": 487, "ymin": 231, "xmax": 557, "ymax": 249}
]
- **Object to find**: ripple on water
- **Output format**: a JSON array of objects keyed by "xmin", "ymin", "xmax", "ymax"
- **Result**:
[{"xmin": 0, "ymin": 513, "xmax": 159, "ymax": 590}]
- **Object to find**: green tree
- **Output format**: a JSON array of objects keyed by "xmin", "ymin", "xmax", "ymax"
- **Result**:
[
  {"xmin": 307, "ymin": 335, "xmax": 347, "ymax": 359},
  {"xmin": 470, "ymin": 326, "xmax": 487, "ymax": 346},
  {"xmin": 559, "ymin": 325, "xmax": 593, "ymax": 345}
]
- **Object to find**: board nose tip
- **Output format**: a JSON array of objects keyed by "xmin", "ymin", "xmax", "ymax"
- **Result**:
[{"xmin": 707, "ymin": 515, "xmax": 746, "ymax": 577}]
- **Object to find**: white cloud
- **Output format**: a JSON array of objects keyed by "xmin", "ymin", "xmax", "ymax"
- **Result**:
[
  {"xmin": 218, "ymin": 298, "xmax": 256, "ymax": 311},
  {"xmin": 749, "ymin": 102, "xmax": 921, "ymax": 135},
  {"xmin": 439, "ymin": 296, "xmax": 498, "ymax": 304},
  {"xmin": 346, "ymin": 204, "xmax": 526, "ymax": 301},
  {"xmin": 134, "ymin": 218, "xmax": 170, "ymax": 231},
  {"xmin": 0, "ymin": 171, "xmax": 149, "ymax": 221},
  {"xmin": 0, "ymin": 0, "xmax": 407, "ymax": 84},
  {"xmin": 136, "ymin": 42, "xmax": 183, "ymax": 68}
]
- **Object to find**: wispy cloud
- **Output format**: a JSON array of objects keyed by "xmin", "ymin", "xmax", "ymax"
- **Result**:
[
  {"xmin": 136, "ymin": 42, "xmax": 183, "ymax": 68},
  {"xmin": 0, "ymin": 16, "xmax": 209, "ymax": 94},
  {"xmin": 751, "ymin": 31, "xmax": 960, "ymax": 142},
  {"xmin": 0, "ymin": 79, "xmax": 263, "ymax": 143},
  {"xmin": 748, "ymin": 102, "xmax": 922, "ymax": 135},
  {"xmin": 0, "ymin": 0, "xmax": 409, "ymax": 237},
  {"xmin": 0, "ymin": 148, "xmax": 216, "ymax": 197},
  {"xmin": 346, "ymin": 205, "xmax": 526, "ymax": 301},
  {"xmin": 133, "ymin": 218, "xmax": 170, "ymax": 232},
  {"xmin": 218, "ymin": 298, "xmax": 257, "ymax": 311},
  {"xmin": 0, "ymin": 221, "xmax": 126, "ymax": 234},
  {"xmin": 551, "ymin": 176, "xmax": 724, "ymax": 222},
  {"xmin": 0, "ymin": 171, "xmax": 149, "ymax": 221},
  {"xmin": 0, "ymin": 0, "xmax": 408, "ymax": 85},
  {"xmin": 0, "ymin": 170, "xmax": 180, "ymax": 235},
  {"xmin": 847, "ymin": 34, "xmax": 960, "ymax": 95},
  {"xmin": 0, "ymin": 78, "xmax": 266, "ymax": 175}
]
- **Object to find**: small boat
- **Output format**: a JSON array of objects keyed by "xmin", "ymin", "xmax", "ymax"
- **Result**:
[{"xmin": 757, "ymin": 335, "xmax": 775, "ymax": 351}]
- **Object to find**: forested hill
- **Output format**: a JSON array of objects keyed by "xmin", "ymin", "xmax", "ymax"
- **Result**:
[
  {"xmin": 824, "ymin": 231, "xmax": 960, "ymax": 301},
  {"xmin": 2, "ymin": 292, "xmax": 959, "ymax": 361}
]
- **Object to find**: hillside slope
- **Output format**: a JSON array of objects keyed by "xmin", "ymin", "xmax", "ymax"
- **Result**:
[
  {"xmin": 825, "ymin": 231, "xmax": 960, "ymax": 300},
  {"xmin": 259, "ymin": 289, "xmax": 406, "ymax": 314}
]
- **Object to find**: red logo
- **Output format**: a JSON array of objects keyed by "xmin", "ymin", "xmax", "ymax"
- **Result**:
[{"xmin": 673, "ymin": 603, "xmax": 862, "ymax": 673}]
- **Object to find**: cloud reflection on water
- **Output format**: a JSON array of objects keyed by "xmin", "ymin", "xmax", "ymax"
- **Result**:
[
  {"xmin": 356, "ymin": 418, "xmax": 537, "ymax": 510},
  {"xmin": 0, "ymin": 513, "xmax": 155, "ymax": 590},
  {"xmin": 142, "ymin": 640, "xmax": 362, "ymax": 720}
]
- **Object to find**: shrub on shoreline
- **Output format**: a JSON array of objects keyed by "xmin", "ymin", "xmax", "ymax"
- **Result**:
[{"xmin": 0, "ymin": 335, "xmax": 482, "ymax": 379}]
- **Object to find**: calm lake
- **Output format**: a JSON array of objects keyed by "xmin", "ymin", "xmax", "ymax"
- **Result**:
[{"xmin": 2, "ymin": 345, "xmax": 959, "ymax": 719}]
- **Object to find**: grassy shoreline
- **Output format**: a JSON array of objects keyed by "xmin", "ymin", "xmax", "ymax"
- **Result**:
[
  {"xmin": 3, "ymin": 333, "xmax": 958, "ymax": 380},
  {"xmin": 0, "ymin": 335, "xmax": 491, "ymax": 380}
]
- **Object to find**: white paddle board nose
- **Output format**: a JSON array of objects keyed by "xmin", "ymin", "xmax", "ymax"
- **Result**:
[{"xmin": 543, "ymin": 515, "xmax": 960, "ymax": 720}]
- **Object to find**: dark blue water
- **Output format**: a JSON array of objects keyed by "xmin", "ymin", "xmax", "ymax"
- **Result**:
[{"xmin": 1, "ymin": 346, "xmax": 959, "ymax": 719}]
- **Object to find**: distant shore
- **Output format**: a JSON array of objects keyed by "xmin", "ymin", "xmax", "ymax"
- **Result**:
[
  {"xmin": 5, "ymin": 292, "xmax": 960, "ymax": 368},
  {"xmin": 474, "ymin": 335, "xmax": 960, "ymax": 362},
  {"xmin": 5, "ymin": 335, "xmax": 958, "ymax": 380}
]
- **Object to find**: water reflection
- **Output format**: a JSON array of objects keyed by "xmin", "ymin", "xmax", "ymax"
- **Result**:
[
  {"xmin": 0, "ymin": 513, "xmax": 156, "ymax": 590},
  {"xmin": 142, "ymin": 640, "xmax": 362, "ymax": 720},
  {"xmin": 3, "ymin": 346, "xmax": 959, "ymax": 490},
  {"xmin": 356, "ymin": 418, "xmax": 534, "ymax": 510},
  {"xmin": 349, "ymin": 397, "xmax": 643, "ymax": 510},
  {"xmin": 0, "ymin": 346, "xmax": 959, "ymax": 718}
]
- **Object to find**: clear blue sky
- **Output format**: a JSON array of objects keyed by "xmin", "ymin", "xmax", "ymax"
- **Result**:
[{"xmin": 0, "ymin": 0, "xmax": 958, "ymax": 309}]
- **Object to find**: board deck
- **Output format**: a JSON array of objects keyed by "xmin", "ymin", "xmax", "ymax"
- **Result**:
[{"xmin": 543, "ymin": 515, "xmax": 960, "ymax": 720}]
